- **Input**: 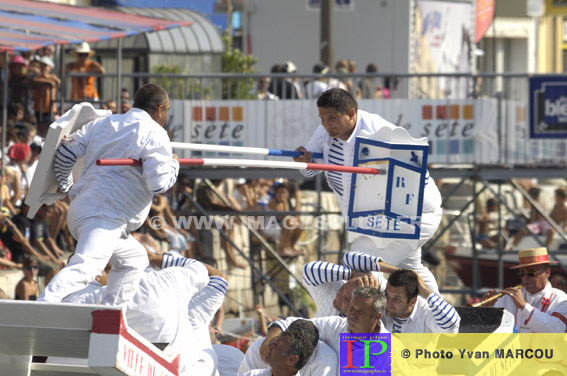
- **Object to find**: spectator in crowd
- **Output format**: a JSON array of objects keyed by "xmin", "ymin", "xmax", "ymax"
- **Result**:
[
  {"xmin": 8, "ymin": 55, "xmax": 30, "ymax": 109},
  {"xmin": 196, "ymin": 179, "xmax": 245, "ymax": 268},
  {"xmin": 65, "ymin": 42, "xmax": 105, "ymax": 101},
  {"xmin": 357, "ymin": 62, "xmax": 380, "ymax": 99},
  {"xmin": 10, "ymin": 205, "xmax": 62, "ymax": 275},
  {"xmin": 482, "ymin": 247, "xmax": 567, "ymax": 332},
  {"xmin": 26, "ymin": 140, "xmax": 42, "ymax": 184},
  {"xmin": 282, "ymin": 61, "xmax": 303, "ymax": 99},
  {"xmin": 1, "ymin": 168, "xmax": 18, "ymax": 215},
  {"xmin": 121, "ymin": 88, "xmax": 132, "ymax": 113},
  {"xmin": 264, "ymin": 183, "xmax": 303, "ymax": 257},
  {"xmin": 268, "ymin": 64, "xmax": 299, "ymax": 100},
  {"xmin": 333, "ymin": 59, "xmax": 353, "ymax": 93},
  {"xmin": 476, "ymin": 198, "xmax": 501, "ymax": 249},
  {"xmin": 304, "ymin": 63, "xmax": 329, "ymax": 99},
  {"xmin": 14, "ymin": 256, "xmax": 39, "ymax": 300},
  {"xmin": 102, "ymin": 100, "xmax": 117, "ymax": 114},
  {"xmin": 256, "ymin": 77, "xmax": 279, "ymax": 100},
  {"xmin": 7, "ymin": 143, "xmax": 31, "ymax": 208},
  {"xmin": 7, "ymin": 102, "xmax": 25, "ymax": 128},
  {"xmin": 32, "ymin": 56, "xmax": 60, "ymax": 124},
  {"xmin": 546, "ymin": 188, "xmax": 567, "ymax": 247},
  {"xmin": 513, "ymin": 187, "xmax": 553, "ymax": 248}
]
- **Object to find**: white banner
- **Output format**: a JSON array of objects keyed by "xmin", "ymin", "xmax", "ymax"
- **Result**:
[{"xmin": 167, "ymin": 98, "xmax": 499, "ymax": 164}]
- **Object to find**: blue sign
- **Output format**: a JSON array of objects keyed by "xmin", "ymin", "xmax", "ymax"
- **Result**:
[{"xmin": 529, "ymin": 75, "xmax": 567, "ymax": 138}]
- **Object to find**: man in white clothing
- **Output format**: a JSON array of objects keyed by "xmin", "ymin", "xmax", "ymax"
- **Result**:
[
  {"xmin": 263, "ymin": 287, "xmax": 388, "ymax": 362},
  {"xmin": 342, "ymin": 252, "xmax": 460, "ymax": 333},
  {"xmin": 40, "ymin": 83, "xmax": 179, "ymax": 306},
  {"xmin": 242, "ymin": 326, "xmax": 316, "ymax": 376},
  {"xmin": 238, "ymin": 319, "xmax": 337, "ymax": 376},
  {"xmin": 482, "ymin": 247, "xmax": 567, "ymax": 333},
  {"xmin": 294, "ymin": 88, "xmax": 442, "ymax": 293},
  {"xmin": 301, "ymin": 255, "xmax": 394, "ymax": 317},
  {"xmin": 62, "ymin": 252, "xmax": 218, "ymax": 374}
]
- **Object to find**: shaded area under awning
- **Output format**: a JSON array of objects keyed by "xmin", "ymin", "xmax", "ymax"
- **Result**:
[{"xmin": 0, "ymin": 0, "xmax": 192, "ymax": 52}]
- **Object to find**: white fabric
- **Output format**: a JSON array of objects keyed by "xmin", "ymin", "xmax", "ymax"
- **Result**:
[
  {"xmin": 494, "ymin": 282, "xmax": 567, "ymax": 333},
  {"xmin": 214, "ymin": 344, "xmax": 244, "ymax": 376},
  {"xmin": 305, "ymin": 80, "xmax": 329, "ymax": 99},
  {"xmin": 237, "ymin": 337, "xmax": 337, "ymax": 376},
  {"xmin": 63, "ymin": 262, "xmax": 209, "ymax": 374},
  {"xmin": 56, "ymin": 108, "xmax": 179, "ymax": 231},
  {"xmin": 43, "ymin": 108, "xmax": 178, "ymax": 305},
  {"xmin": 272, "ymin": 316, "xmax": 388, "ymax": 361},
  {"xmin": 301, "ymin": 109, "xmax": 442, "ymax": 293},
  {"xmin": 383, "ymin": 294, "xmax": 460, "ymax": 333},
  {"xmin": 302, "ymin": 261, "xmax": 387, "ymax": 318},
  {"xmin": 242, "ymin": 369, "xmax": 273, "ymax": 376},
  {"xmin": 40, "ymin": 213, "xmax": 148, "ymax": 305}
]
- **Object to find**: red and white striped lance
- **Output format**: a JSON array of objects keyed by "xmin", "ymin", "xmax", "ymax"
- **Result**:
[{"xmin": 96, "ymin": 158, "xmax": 387, "ymax": 175}]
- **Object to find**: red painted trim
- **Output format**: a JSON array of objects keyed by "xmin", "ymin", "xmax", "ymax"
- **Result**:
[
  {"xmin": 92, "ymin": 310, "xmax": 180, "ymax": 374},
  {"xmin": 92, "ymin": 310, "xmax": 125, "ymax": 335},
  {"xmin": 551, "ymin": 312, "xmax": 567, "ymax": 332},
  {"xmin": 306, "ymin": 162, "xmax": 380, "ymax": 175}
]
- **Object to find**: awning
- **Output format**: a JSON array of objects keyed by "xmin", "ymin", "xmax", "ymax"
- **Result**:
[
  {"xmin": 91, "ymin": 7, "xmax": 223, "ymax": 54},
  {"xmin": 0, "ymin": 0, "xmax": 192, "ymax": 52}
]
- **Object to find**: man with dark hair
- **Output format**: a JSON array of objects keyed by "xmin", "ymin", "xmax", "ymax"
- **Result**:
[
  {"xmin": 264, "ymin": 286, "xmax": 388, "ymax": 367},
  {"xmin": 39, "ymin": 83, "xmax": 179, "ymax": 306},
  {"xmin": 294, "ymin": 88, "xmax": 443, "ymax": 294},
  {"xmin": 384, "ymin": 269, "xmax": 460, "ymax": 333},
  {"xmin": 243, "ymin": 328, "xmax": 316, "ymax": 376},
  {"xmin": 238, "ymin": 319, "xmax": 337, "ymax": 376}
]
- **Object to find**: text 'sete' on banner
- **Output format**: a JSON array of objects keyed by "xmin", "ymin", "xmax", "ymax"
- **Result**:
[{"xmin": 340, "ymin": 333, "xmax": 567, "ymax": 375}]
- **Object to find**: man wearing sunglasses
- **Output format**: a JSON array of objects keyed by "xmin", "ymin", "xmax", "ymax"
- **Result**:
[{"xmin": 481, "ymin": 247, "xmax": 567, "ymax": 333}]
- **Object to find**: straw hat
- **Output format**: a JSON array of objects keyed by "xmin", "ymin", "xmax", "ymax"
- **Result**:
[
  {"xmin": 510, "ymin": 247, "xmax": 559, "ymax": 269},
  {"xmin": 71, "ymin": 42, "xmax": 95, "ymax": 58}
]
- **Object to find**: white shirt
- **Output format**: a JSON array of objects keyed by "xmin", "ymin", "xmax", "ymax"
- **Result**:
[
  {"xmin": 383, "ymin": 294, "xmax": 460, "ymax": 333},
  {"xmin": 54, "ymin": 108, "xmax": 179, "ymax": 231},
  {"xmin": 242, "ymin": 369, "xmax": 275, "ymax": 376},
  {"xmin": 214, "ymin": 344, "xmax": 245, "ymax": 376},
  {"xmin": 271, "ymin": 316, "xmax": 388, "ymax": 360},
  {"xmin": 301, "ymin": 109, "xmax": 442, "ymax": 218},
  {"xmin": 302, "ymin": 260, "xmax": 387, "ymax": 318},
  {"xmin": 237, "ymin": 337, "xmax": 337, "ymax": 376},
  {"xmin": 494, "ymin": 282, "xmax": 567, "ymax": 333},
  {"xmin": 63, "ymin": 259, "xmax": 209, "ymax": 373}
]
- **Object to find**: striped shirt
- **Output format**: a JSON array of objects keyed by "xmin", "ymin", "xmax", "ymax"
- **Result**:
[
  {"xmin": 383, "ymin": 294, "xmax": 460, "ymax": 333},
  {"xmin": 302, "ymin": 260, "xmax": 387, "ymax": 318},
  {"xmin": 54, "ymin": 107, "xmax": 179, "ymax": 231},
  {"xmin": 326, "ymin": 138, "xmax": 345, "ymax": 198}
]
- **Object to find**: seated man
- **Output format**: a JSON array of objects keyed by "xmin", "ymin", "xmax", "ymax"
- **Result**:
[
  {"xmin": 238, "ymin": 319, "xmax": 337, "ymax": 376},
  {"xmin": 242, "ymin": 325, "xmax": 316, "ymax": 376},
  {"xmin": 343, "ymin": 252, "xmax": 460, "ymax": 333},
  {"xmin": 481, "ymin": 247, "xmax": 567, "ymax": 333},
  {"xmin": 302, "ymin": 253, "xmax": 395, "ymax": 317}
]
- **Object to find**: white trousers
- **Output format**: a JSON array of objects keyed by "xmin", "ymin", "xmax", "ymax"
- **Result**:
[
  {"xmin": 349, "ymin": 207, "xmax": 443, "ymax": 294},
  {"xmin": 39, "ymin": 199, "xmax": 148, "ymax": 306}
]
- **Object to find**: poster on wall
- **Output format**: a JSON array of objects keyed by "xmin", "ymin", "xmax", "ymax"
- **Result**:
[
  {"xmin": 529, "ymin": 75, "xmax": 567, "ymax": 139},
  {"xmin": 412, "ymin": 0, "xmax": 473, "ymax": 98}
]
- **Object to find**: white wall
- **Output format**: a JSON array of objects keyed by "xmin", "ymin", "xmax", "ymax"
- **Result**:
[{"xmin": 247, "ymin": 0, "xmax": 411, "ymax": 74}]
